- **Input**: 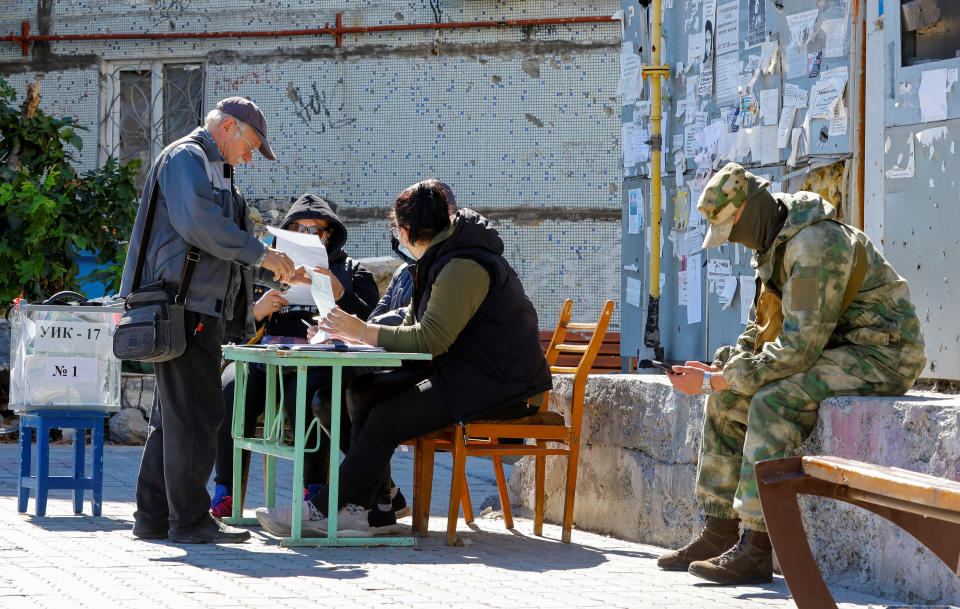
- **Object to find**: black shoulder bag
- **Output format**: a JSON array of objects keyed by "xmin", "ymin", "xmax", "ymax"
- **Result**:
[{"xmin": 112, "ymin": 136, "xmax": 204, "ymax": 362}]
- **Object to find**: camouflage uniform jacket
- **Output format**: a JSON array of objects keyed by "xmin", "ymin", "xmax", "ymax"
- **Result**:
[{"xmin": 716, "ymin": 191, "xmax": 925, "ymax": 396}]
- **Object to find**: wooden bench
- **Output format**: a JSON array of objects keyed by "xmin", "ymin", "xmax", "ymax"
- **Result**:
[
  {"xmin": 539, "ymin": 330, "xmax": 622, "ymax": 374},
  {"xmin": 756, "ymin": 455, "xmax": 960, "ymax": 609}
]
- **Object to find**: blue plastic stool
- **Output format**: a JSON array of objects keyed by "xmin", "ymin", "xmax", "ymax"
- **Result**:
[{"xmin": 18, "ymin": 410, "xmax": 109, "ymax": 516}]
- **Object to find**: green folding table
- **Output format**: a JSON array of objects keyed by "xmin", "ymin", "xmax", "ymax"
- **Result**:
[{"xmin": 220, "ymin": 344, "xmax": 431, "ymax": 547}]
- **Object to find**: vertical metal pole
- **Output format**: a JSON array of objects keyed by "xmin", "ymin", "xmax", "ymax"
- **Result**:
[
  {"xmin": 650, "ymin": 0, "xmax": 663, "ymax": 301},
  {"xmin": 642, "ymin": 0, "xmax": 669, "ymax": 352}
]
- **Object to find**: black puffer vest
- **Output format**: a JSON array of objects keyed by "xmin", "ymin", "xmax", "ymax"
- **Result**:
[{"xmin": 411, "ymin": 209, "xmax": 552, "ymax": 423}]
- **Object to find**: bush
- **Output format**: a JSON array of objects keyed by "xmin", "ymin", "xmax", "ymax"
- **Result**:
[{"xmin": 0, "ymin": 78, "xmax": 140, "ymax": 303}]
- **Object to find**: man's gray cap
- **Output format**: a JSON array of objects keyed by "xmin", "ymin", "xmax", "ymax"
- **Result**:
[{"xmin": 216, "ymin": 96, "xmax": 277, "ymax": 161}]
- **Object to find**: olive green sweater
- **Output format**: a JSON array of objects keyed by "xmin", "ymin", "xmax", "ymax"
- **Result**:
[{"xmin": 376, "ymin": 224, "xmax": 490, "ymax": 356}]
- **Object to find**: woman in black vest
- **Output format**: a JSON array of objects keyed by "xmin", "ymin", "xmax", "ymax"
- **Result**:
[{"xmin": 255, "ymin": 178, "xmax": 552, "ymax": 537}]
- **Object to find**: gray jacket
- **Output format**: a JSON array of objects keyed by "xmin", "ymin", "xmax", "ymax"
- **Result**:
[{"xmin": 119, "ymin": 127, "xmax": 279, "ymax": 339}]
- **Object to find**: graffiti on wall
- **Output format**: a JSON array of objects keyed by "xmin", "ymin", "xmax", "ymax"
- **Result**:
[{"xmin": 287, "ymin": 79, "xmax": 357, "ymax": 134}]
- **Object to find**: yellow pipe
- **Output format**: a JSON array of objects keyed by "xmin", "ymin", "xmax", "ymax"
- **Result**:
[{"xmin": 642, "ymin": 0, "xmax": 668, "ymax": 300}]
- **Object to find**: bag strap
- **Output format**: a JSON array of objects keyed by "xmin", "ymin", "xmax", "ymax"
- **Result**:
[
  {"xmin": 839, "ymin": 240, "xmax": 868, "ymax": 316},
  {"xmin": 129, "ymin": 134, "xmax": 215, "ymax": 294}
]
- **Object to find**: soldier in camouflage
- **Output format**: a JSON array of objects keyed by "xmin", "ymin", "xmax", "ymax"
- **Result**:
[{"xmin": 658, "ymin": 162, "xmax": 926, "ymax": 585}]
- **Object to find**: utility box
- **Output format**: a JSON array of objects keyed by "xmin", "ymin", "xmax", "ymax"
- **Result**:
[{"xmin": 9, "ymin": 302, "xmax": 123, "ymax": 412}]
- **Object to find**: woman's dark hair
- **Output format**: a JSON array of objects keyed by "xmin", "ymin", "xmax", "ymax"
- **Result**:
[{"xmin": 390, "ymin": 178, "xmax": 457, "ymax": 244}]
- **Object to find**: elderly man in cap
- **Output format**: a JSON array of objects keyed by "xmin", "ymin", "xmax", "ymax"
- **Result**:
[
  {"xmin": 122, "ymin": 97, "xmax": 305, "ymax": 543},
  {"xmin": 659, "ymin": 162, "xmax": 926, "ymax": 584}
]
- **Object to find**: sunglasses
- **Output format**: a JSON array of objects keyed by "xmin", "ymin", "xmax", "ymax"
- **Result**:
[{"xmin": 289, "ymin": 222, "xmax": 331, "ymax": 236}]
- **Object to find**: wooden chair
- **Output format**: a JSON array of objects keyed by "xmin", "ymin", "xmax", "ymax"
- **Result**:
[
  {"xmin": 756, "ymin": 455, "xmax": 960, "ymax": 609},
  {"xmin": 413, "ymin": 299, "xmax": 615, "ymax": 544}
]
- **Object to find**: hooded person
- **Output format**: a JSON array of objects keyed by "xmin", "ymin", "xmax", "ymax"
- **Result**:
[
  {"xmin": 210, "ymin": 194, "xmax": 380, "ymax": 517},
  {"xmin": 658, "ymin": 162, "xmax": 926, "ymax": 585}
]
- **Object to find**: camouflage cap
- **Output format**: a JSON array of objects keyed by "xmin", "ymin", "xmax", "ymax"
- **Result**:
[{"xmin": 697, "ymin": 162, "xmax": 771, "ymax": 248}]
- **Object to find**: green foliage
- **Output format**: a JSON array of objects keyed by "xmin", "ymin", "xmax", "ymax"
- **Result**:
[{"xmin": 0, "ymin": 78, "xmax": 140, "ymax": 303}]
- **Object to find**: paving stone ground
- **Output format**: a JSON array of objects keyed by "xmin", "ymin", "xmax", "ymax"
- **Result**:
[{"xmin": 0, "ymin": 444, "xmax": 902, "ymax": 609}]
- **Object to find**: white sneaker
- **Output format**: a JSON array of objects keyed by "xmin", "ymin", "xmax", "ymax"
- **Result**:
[
  {"xmin": 255, "ymin": 501, "xmax": 323, "ymax": 537},
  {"xmin": 305, "ymin": 504, "xmax": 402, "ymax": 537}
]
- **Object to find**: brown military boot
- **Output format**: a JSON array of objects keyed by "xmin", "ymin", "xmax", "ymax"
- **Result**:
[
  {"xmin": 687, "ymin": 529, "xmax": 773, "ymax": 585},
  {"xmin": 656, "ymin": 516, "xmax": 741, "ymax": 571}
]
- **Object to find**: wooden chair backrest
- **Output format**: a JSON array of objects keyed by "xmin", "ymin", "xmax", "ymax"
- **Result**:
[{"xmin": 536, "ymin": 300, "xmax": 616, "ymax": 424}]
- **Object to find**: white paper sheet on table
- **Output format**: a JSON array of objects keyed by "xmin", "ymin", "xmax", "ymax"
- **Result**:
[{"xmin": 266, "ymin": 226, "xmax": 330, "ymax": 306}]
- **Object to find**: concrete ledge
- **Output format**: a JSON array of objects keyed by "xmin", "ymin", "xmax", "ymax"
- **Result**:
[{"xmin": 509, "ymin": 374, "xmax": 960, "ymax": 604}]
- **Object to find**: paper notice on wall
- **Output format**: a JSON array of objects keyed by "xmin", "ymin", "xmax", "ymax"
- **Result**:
[
  {"xmin": 748, "ymin": 0, "xmax": 766, "ymax": 47},
  {"xmin": 716, "ymin": 0, "xmax": 740, "ymax": 56},
  {"xmin": 761, "ymin": 125, "xmax": 779, "ymax": 164},
  {"xmin": 919, "ymin": 68, "xmax": 949, "ymax": 123},
  {"xmin": 626, "ymin": 276, "xmax": 643, "ymax": 308},
  {"xmin": 699, "ymin": 0, "xmax": 717, "ymax": 96},
  {"xmin": 787, "ymin": 127, "xmax": 804, "ymax": 166},
  {"xmin": 760, "ymin": 41, "xmax": 779, "ymax": 74},
  {"xmin": 786, "ymin": 9, "xmax": 819, "ymax": 47},
  {"xmin": 783, "ymin": 83, "xmax": 808, "ymax": 108},
  {"xmin": 678, "ymin": 269, "xmax": 688, "ymax": 305},
  {"xmin": 628, "ymin": 187, "xmax": 643, "ymax": 234},
  {"xmin": 715, "ymin": 55, "xmax": 741, "ymax": 106},
  {"xmin": 622, "ymin": 123, "xmax": 650, "ymax": 168},
  {"xmin": 685, "ymin": 125, "xmax": 699, "ymax": 158},
  {"xmin": 741, "ymin": 128, "xmax": 756, "ymax": 162},
  {"xmin": 685, "ymin": 226, "xmax": 705, "ymax": 256},
  {"xmin": 916, "ymin": 126, "xmax": 949, "ymax": 148},
  {"xmin": 747, "ymin": 126, "xmax": 763, "ymax": 161},
  {"xmin": 739, "ymin": 275, "xmax": 756, "ymax": 325},
  {"xmin": 806, "ymin": 66, "xmax": 848, "ymax": 120},
  {"xmin": 777, "ymin": 106, "xmax": 798, "ymax": 148},
  {"xmin": 809, "ymin": 79, "xmax": 845, "ymax": 119},
  {"xmin": 784, "ymin": 43, "xmax": 808, "ymax": 80},
  {"xmin": 686, "ymin": 254, "xmax": 702, "ymax": 324},
  {"xmin": 759, "ymin": 88, "xmax": 779, "ymax": 126},
  {"xmin": 685, "ymin": 78, "xmax": 698, "ymax": 124},
  {"xmin": 885, "ymin": 135, "xmax": 916, "ymax": 179},
  {"xmin": 699, "ymin": 62, "xmax": 715, "ymax": 97},
  {"xmin": 821, "ymin": 18, "xmax": 846, "ymax": 58},
  {"xmin": 828, "ymin": 96, "xmax": 847, "ymax": 137},
  {"xmin": 618, "ymin": 44, "xmax": 643, "ymax": 103},
  {"xmin": 707, "ymin": 258, "xmax": 732, "ymax": 293},
  {"xmin": 719, "ymin": 276, "xmax": 739, "ymax": 308},
  {"xmin": 688, "ymin": 32, "xmax": 705, "ymax": 68}
]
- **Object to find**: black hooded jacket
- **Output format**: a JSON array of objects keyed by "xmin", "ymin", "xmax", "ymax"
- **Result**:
[
  {"xmin": 411, "ymin": 209, "xmax": 552, "ymax": 422},
  {"xmin": 261, "ymin": 194, "xmax": 379, "ymax": 339}
]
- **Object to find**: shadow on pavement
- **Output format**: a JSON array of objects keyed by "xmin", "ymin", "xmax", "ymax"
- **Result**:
[{"xmin": 145, "ymin": 525, "xmax": 612, "ymax": 578}]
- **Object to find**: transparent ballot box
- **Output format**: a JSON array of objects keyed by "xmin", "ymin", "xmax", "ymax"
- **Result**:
[{"xmin": 9, "ymin": 302, "xmax": 123, "ymax": 412}]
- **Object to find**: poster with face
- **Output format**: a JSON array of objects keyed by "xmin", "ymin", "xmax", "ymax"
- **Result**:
[
  {"xmin": 748, "ymin": 0, "xmax": 767, "ymax": 47},
  {"xmin": 703, "ymin": 0, "xmax": 717, "ymax": 60},
  {"xmin": 698, "ymin": 0, "xmax": 717, "ymax": 97}
]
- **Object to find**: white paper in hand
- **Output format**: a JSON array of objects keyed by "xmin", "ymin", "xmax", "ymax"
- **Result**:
[
  {"xmin": 265, "ymin": 226, "xmax": 329, "ymax": 306},
  {"xmin": 308, "ymin": 269, "xmax": 337, "ymax": 344}
]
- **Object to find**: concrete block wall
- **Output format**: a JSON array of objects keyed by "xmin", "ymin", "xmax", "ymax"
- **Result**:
[{"xmin": 510, "ymin": 374, "xmax": 960, "ymax": 604}]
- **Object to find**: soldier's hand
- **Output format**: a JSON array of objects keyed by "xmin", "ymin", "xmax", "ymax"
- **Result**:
[
  {"xmin": 683, "ymin": 361, "xmax": 722, "ymax": 374},
  {"xmin": 262, "ymin": 249, "xmax": 297, "ymax": 283},
  {"xmin": 666, "ymin": 366, "xmax": 705, "ymax": 396}
]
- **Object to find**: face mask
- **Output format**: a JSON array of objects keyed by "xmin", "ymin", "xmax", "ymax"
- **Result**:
[
  {"xmin": 727, "ymin": 190, "xmax": 787, "ymax": 252},
  {"xmin": 398, "ymin": 244, "xmax": 415, "ymax": 259}
]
